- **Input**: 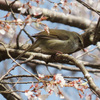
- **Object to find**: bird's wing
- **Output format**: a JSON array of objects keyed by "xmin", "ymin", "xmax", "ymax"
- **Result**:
[{"xmin": 32, "ymin": 29, "xmax": 70, "ymax": 40}]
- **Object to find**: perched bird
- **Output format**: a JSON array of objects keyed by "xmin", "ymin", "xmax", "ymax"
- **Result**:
[
  {"xmin": 15, "ymin": 29, "xmax": 84, "ymax": 61},
  {"xmin": 31, "ymin": 29, "xmax": 84, "ymax": 54}
]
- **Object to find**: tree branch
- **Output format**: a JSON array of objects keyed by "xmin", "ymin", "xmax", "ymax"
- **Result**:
[
  {"xmin": 57, "ymin": 54, "xmax": 100, "ymax": 97},
  {"xmin": 0, "ymin": 82, "xmax": 22, "ymax": 100},
  {"xmin": 0, "ymin": 0, "xmax": 96, "ymax": 30},
  {"xmin": 0, "ymin": 43, "xmax": 100, "ymax": 70}
]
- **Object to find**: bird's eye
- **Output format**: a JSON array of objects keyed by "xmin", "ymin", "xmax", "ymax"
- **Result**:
[
  {"xmin": 78, "ymin": 38, "xmax": 84, "ymax": 48},
  {"xmin": 78, "ymin": 38, "xmax": 81, "ymax": 43}
]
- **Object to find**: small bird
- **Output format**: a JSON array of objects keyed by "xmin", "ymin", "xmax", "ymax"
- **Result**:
[
  {"xmin": 31, "ymin": 29, "xmax": 84, "ymax": 54},
  {"xmin": 15, "ymin": 29, "xmax": 84, "ymax": 61}
]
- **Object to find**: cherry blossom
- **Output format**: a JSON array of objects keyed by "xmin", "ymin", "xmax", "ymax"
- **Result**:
[
  {"xmin": 54, "ymin": 74, "xmax": 66, "ymax": 87},
  {"xmin": 18, "ymin": 4, "xmax": 28, "ymax": 14},
  {"xmin": 38, "ymin": 73, "xmax": 45, "ymax": 79},
  {"xmin": 0, "ymin": 29, "xmax": 5, "ymax": 35},
  {"xmin": 51, "ymin": 3, "xmax": 59, "ymax": 11},
  {"xmin": 60, "ymin": 0, "xmax": 68, "ymax": 6},
  {"xmin": 29, "ymin": 6, "xmax": 42, "ymax": 16},
  {"xmin": 25, "ymin": 90, "xmax": 34, "ymax": 100}
]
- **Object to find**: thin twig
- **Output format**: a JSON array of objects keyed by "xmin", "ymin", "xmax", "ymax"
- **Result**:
[
  {"xmin": 0, "ymin": 42, "xmax": 40, "ymax": 81},
  {"xmin": 76, "ymin": 0, "xmax": 100, "ymax": 15}
]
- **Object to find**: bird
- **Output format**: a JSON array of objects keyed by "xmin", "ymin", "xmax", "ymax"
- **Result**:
[
  {"xmin": 15, "ymin": 29, "xmax": 84, "ymax": 61},
  {"xmin": 31, "ymin": 29, "xmax": 84, "ymax": 54}
]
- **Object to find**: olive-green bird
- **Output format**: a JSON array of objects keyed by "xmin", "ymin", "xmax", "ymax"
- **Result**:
[
  {"xmin": 31, "ymin": 29, "xmax": 83, "ymax": 54},
  {"xmin": 15, "ymin": 29, "xmax": 83, "ymax": 61}
]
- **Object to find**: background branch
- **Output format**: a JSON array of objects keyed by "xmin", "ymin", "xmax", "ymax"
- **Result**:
[
  {"xmin": 0, "ymin": 82, "xmax": 22, "ymax": 100},
  {"xmin": 0, "ymin": 0, "xmax": 96, "ymax": 30}
]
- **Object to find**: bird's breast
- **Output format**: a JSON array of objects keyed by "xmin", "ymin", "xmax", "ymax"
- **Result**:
[{"xmin": 36, "ymin": 39, "xmax": 79, "ymax": 54}]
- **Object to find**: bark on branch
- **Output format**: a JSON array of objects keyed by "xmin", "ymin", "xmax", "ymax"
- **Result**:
[
  {"xmin": 0, "ymin": 82, "xmax": 22, "ymax": 100},
  {"xmin": 0, "ymin": 0, "xmax": 96, "ymax": 30}
]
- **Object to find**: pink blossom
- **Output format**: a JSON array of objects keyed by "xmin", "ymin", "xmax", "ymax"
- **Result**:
[
  {"xmin": 29, "ymin": 6, "xmax": 42, "ymax": 16},
  {"xmin": 54, "ymin": 74, "xmax": 66, "ymax": 87},
  {"xmin": 18, "ymin": 4, "xmax": 28, "ymax": 14},
  {"xmin": 38, "ymin": 73, "xmax": 45, "ymax": 79},
  {"xmin": 0, "ymin": 29, "xmax": 5, "ymax": 35},
  {"xmin": 51, "ymin": 3, "xmax": 59, "ymax": 11},
  {"xmin": 25, "ymin": 90, "xmax": 34, "ymax": 100}
]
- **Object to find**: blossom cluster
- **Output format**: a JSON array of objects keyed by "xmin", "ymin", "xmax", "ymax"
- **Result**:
[
  {"xmin": 0, "ymin": 0, "xmax": 98, "ymax": 38},
  {"xmin": 25, "ymin": 74, "xmax": 88, "ymax": 100},
  {"xmin": 18, "ymin": 2, "xmax": 42, "ymax": 16}
]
